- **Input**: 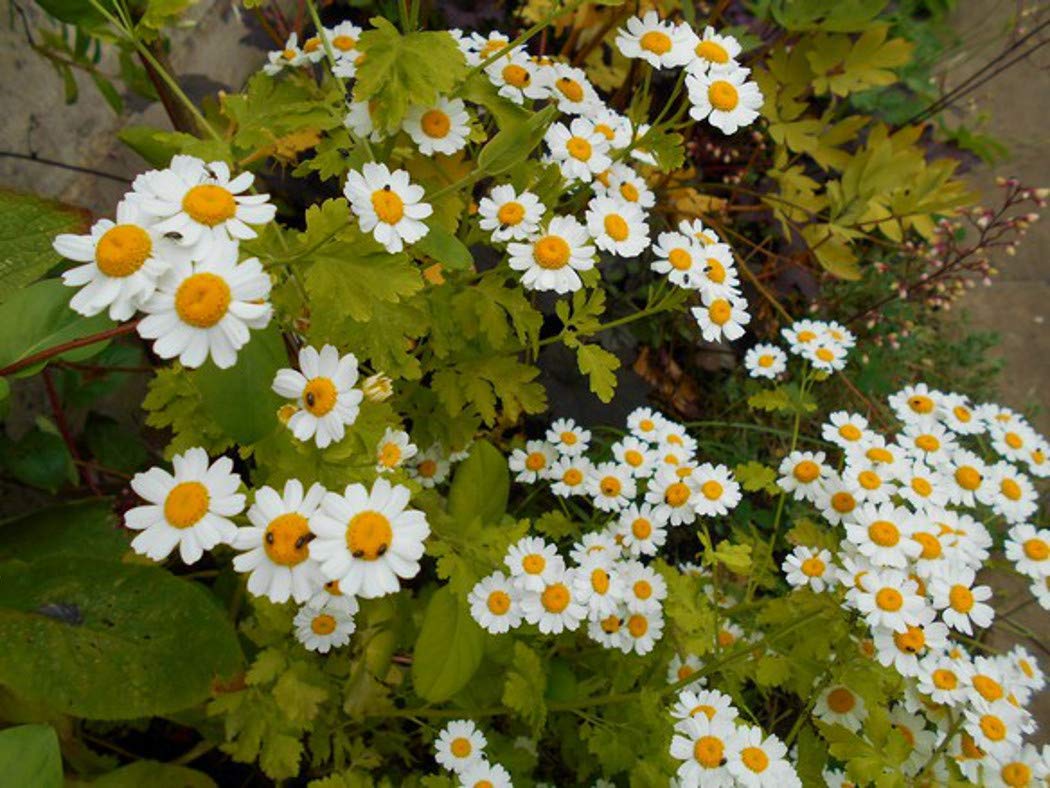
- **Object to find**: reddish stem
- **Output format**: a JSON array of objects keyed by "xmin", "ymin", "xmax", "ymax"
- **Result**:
[{"xmin": 0, "ymin": 321, "xmax": 140, "ymax": 378}]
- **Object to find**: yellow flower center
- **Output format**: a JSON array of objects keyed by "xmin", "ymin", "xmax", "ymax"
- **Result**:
[
  {"xmin": 497, "ymin": 201, "xmax": 525, "ymax": 226},
  {"xmin": 604, "ymin": 214, "xmax": 629, "ymax": 241},
  {"xmin": 831, "ymin": 491, "xmax": 856, "ymax": 513},
  {"xmin": 303, "ymin": 377, "xmax": 337, "ymax": 416},
  {"xmin": 480, "ymin": 39, "xmax": 507, "ymax": 58},
  {"xmin": 693, "ymin": 736, "xmax": 724, "ymax": 769},
  {"xmin": 758, "ymin": 354, "xmax": 774, "ymax": 368},
  {"xmin": 979, "ymin": 714, "xmax": 1006, "ymax": 742},
  {"xmin": 875, "ymin": 587, "xmax": 903, "ymax": 611},
  {"xmin": 95, "ymin": 224, "xmax": 152, "ymax": 277},
  {"xmin": 740, "ymin": 746, "xmax": 769, "ymax": 773},
  {"xmin": 541, "ymin": 582, "xmax": 570, "ymax": 613},
  {"xmin": 893, "ymin": 625, "xmax": 926, "ymax": 654},
  {"xmin": 708, "ymin": 299, "xmax": 731, "ymax": 325},
  {"xmin": 1031, "ymin": 448, "xmax": 1046, "ymax": 465},
  {"xmin": 868, "ymin": 520, "xmax": 900, "ymax": 547},
  {"xmin": 533, "ymin": 235, "xmax": 571, "ymax": 269},
  {"xmin": 371, "ymin": 188, "xmax": 405, "ymax": 224},
  {"xmin": 911, "ymin": 477, "xmax": 933, "ymax": 497},
  {"xmin": 826, "ymin": 688, "xmax": 855, "ymax": 713},
  {"xmin": 701, "ymin": 480, "xmax": 723, "ymax": 500},
  {"xmin": 164, "ymin": 481, "xmax": 210, "ymax": 529},
  {"xmin": 797, "ymin": 330, "xmax": 817, "ymax": 343},
  {"xmin": 631, "ymin": 518, "xmax": 652, "ymax": 539},
  {"xmin": 639, "ymin": 418, "xmax": 655, "ymax": 432},
  {"xmin": 717, "ymin": 628, "xmax": 735, "ymax": 647},
  {"xmin": 953, "ymin": 405, "xmax": 972, "ymax": 423},
  {"xmin": 303, "ymin": 37, "xmax": 321, "ymax": 53},
  {"xmin": 973, "ymin": 675, "xmax": 1004, "ymax": 702},
  {"xmin": 708, "ymin": 80, "xmax": 739, "ymax": 111},
  {"xmin": 594, "ymin": 123, "xmax": 615, "ymax": 140},
  {"xmin": 522, "ymin": 554, "xmax": 546, "ymax": 575},
  {"xmin": 690, "ymin": 703, "xmax": 716, "ymax": 719},
  {"xmin": 664, "ymin": 482, "xmax": 691, "ymax": 507},
  {"xmin": 417, "ymin": 459, "xmax": 438, "ymax": 478},
  {"xmin": 310, "ymin": 613, "xmax": 336, "ymax": 635},
  {"xmin": 590, "ymin": 568, "xmax": 610, "ymax": 594},
  {"xmin": 816, "ymin": 347, "xmax": 834, "ymax": 362},
  {"xmin": 556, "ymin": 77, "xmax": 584, "ymax": 102},
  {"xmin": 1023, "ymin": 538, "xmax": 1048, "ymax": 561},
  {"xmin": 705, "ymin": 257, "xmax": 726, "ymax": 283},
  {"xmin": 1000, "ymin": 478, "xmax": 1022, "ymax": 500},
  {"xmin": 566, "ymin": 136, "xmax": 592, "ymax": 161},
  {"xmin": 501, "ymin": 64, "xmax": 530, "ymax": 87},
  {"xmin": 174, "ymin": 272, "xmax": 231, "ymax": 328},
  {"xmin": 1004, "ymin": 431, "xmax": 1024, "ymax": 449},
  {"xmin": 858, "ymin": 470, "xmax": 882, "ymax": 490},
  {"xmin": 839, "ymin": 424, "xmax": 862, "ymax": 441},
  {"xmin": 633, "ymin": 580, "xmax": 652, "ymax": 600},
  {"xmin": 600, "ymin": 614, "xmax": 620, "ymax": 633},
  {"xmin": 932, "ymin": 669, "xmax": 958, "ymax": 690},
  {"xmin": 793, "ymin": 460, "xmax": 820, "ymax": 483},
  {"xmin": 264, "ymin": 512, "xmax": 312, "ymax": 566},
  {"xmin": 562, "ymin": 468, "xmax": 583, "ymax": 486},
  {"xmin": 420, "ymin": 109, "xmax": 451, "ymax": 139},
  {"xmin": 949, "ymin": 584, "xmax": 974, "ymax": 613},
  {"xmin": 487, "ymin": 590, "xmax": 510, "ymax": 615},
  {"xmin": 908, "ymin": 395, "xmax": 935, "ymax": 414},
  {"xmin": 345, "ymin": 510, "xmax": 392, "ymax": 561},
  {"xmin": 619, "ymin": 182, "xmax": 639, "ymax": 202},
  {"xmin": 1001, "ymin": 762, "xmax": 1032, "ymax": 787},
  {"xmin": 955, "ymin": 465, "xmax": 982, "ymax": 491},
  {"xmin": 866, "ymin": 447, "xmax": 894, "ymax": 464},
  {"xmin": 450, "ymin": 737, "xmax": 472, "ymax": 758},
  {"xmin": 627, "ymin": 613, "xmax": 648, "ymax": 637},
  {"xmin": 915, "ymin": 434, "xmax": 940, "ymax": 452},
  {"xmin": 600, "ymin": 476, "xmax": 622, "ymax": 496},
  {"xmin": 960, "ymin": 733, "xmax": 985, "ymax": 759},
  {"xmin": 332, "ymin": 35, "xmax": 356, "ymax": 52},
  {"xmin": 624, "ymin": 449, "xmax": 645, "ymax": 467},
  {"xmin": 378, "ymin": 442, "xmax": 402, "ymax": 468},
  {"xmin": 913, "ymin": 533, "xmax": 942, "ymax": 560},
  {"xmin": 668, "ymin": 248, "xmax": 693, "ymax": 271},
  {"xmin": 182, "ymin": 184, "xmax": 237, "ymax": 227},
  {"xmin": 525, "ymin": 451, "xmax": 547, "ymax": 472},
  {"xmin": 639, "ymin": 30, "xmax": 672, "ymax": 55},
  {"xmin": 696, "ymin": 40, "xmax": 729, "ymax": 63},
  {"xmin": 801, "ymin": 557, "xmax": 825, "ymax": 577},
  {"xmin": 282, "ymin": 48, "xmax": 297, "ymax": 60},
  {"xmin": 894, "ymin": 724, "xmax": 916, "ymax": 749},
  {"xmin": 1018, "ymin": 659, "xmax": 1035, "ymax": 679}
]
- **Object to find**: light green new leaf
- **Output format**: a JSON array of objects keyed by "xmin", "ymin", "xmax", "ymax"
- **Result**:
[
  {"xmin": 501, "ymin": 642, "xmax": 547, "ymax": 732},
  {"xmin": 411, "ymin": 586, "xmax": 484, "ymax": 702},
  {"xmin": 0, "ymin": 557, "xmax": 243, "ymax": 720},
  {"xmin": 733, "ymin": 461, "xmax": 779, "ymax": 494},
  {"xmin": 0, "ymin": 724, "xmax": 62, "ymax": 788},
  {"xmin": 576, "ymin": 343, "xmax": 620, "ymax": 403},
  {"xmin": 0, "ymin": 190, "xmax": 88, "ymax": 305}
]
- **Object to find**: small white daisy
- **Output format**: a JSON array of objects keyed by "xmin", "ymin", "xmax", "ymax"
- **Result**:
[
  {"xmin": 545, "ymin": 117, "xmax": 612, "ymax": 183},
  {"xmin": 548, "ymin": 455, "xmax": 592, "ymax": 498},
  {"xmin": 572, "ymin": 555, "xmax": 625, "ymax": 620},
  {"xmin": 546, "ymin": 417, "xmax": 591, "ymax": 457},
  {"xmin": 813, "ymin": 685, "xmax": 867, "ymax": 732},
  {"xmin": 888, "ymin": 383, "xmax": 943, "ymax": 424},
  {"xmin": 344, "ymin": 163, "xmax": 433, "ymax": 253},
  {"xmin": 929, "ymin": 566, "xmax": 994, "ymax": 635},
  {"xmin": 686, "ymin": 65, "xmax": 764, "ymax": 135},
  {"xmin": 670, "ymin": 688, "xmax": 737, "ymax": 723},
  {"xmin": 375, "ymin": 428, "xmax": 418, "ymax": 474},
  {"xmin": 844, "ymin": 503, "xmax": 922, "ymax": 569},
  {"xmin": 621, "ymin": 560, "xmax": 667, "ymax": 613},
  {"xmin": 485, "ymin": 49, "xmax": 547, "ymax": 104},
  {"xmin": 1004, "ymin": 524, "xmax": 1050, "ymax": 579},
  {"xmin": 619, "ymin": 608, "xmax": 664, "ymax": 655},
  {"xmin": 688, "ymin": 26, "xmax": 742, "ymax": 74},
  {"xmin": 408, "ymin": 445, "xmax": 451, "ymax": 488},
  {"xmin": 272, "ymin": 344, "xmax": 364, "ymax": 450},
  {"xmin": 469, "ymin": 571, "xmax": 524, "ymax": 634},
  {"xmin": 782, "ymin": 546, "xmax": 835, "ymax": 592},
  {"xmin": 505, "ymin": 536, "xmax": 564, "ymax": 593},
  {"xmin": 744, "ymin": 344, "xmax": 787, "ymax": 379},
  {"xmin": 586, "ymin": 461, "xmax": 636, "ymax": 512},
  {"xmin": 615, "ymin": 503, "xmax": 669, "ymax": 557},
  {"xmin": 690, "ymin": 463, "xmax": 741, "ymax": 517},
  {"xmin": 611, "ymin": 436, "xmax": 658, "ymax": 479},
  {"xmin": 508, "ymin": 440, "xmax": 558, "ymax": 483},
  {"xmin": 506, "ymin": 215, "xmax": 595, "ymax": 294},
  {"xmin": 822, "ymin": 411, "xmax": 872, "ymax": 449},
  {"xmin": 853, "ymin": 569, "xmax": 926, "ymax": 633},
  {"xmin": 434, "ymin": 719, "xmax": 487, "ymax": 774},
  {"xmin": 692, "ymin": 292, "xmax": 751, "ymax": 342},
  {"xmin": 542, "ymin": 62, "xmax": 600, "ymax": 114},
  {"xmin": 777, "ymin": 451, "xmax": 829, "ymax": 503},
  {"xmin": 669, "ymin": 714, "xmax": 737, "ymax": 787},
  {"xmin": 521, "ymin": 569, "xmax": 587, "ymax": 634},
  {"xmin": 293, "ymin": 603, "xmax": 355, "ymax": 653},
  {"xmin": 459, "ymin": 760, "xmax": 513, "ymax": 788},
  {"xmin": 403, "ymin": 96, "xmax": 471, "ymax": 156},
  {"xmin": 616, "ymin": 11, "xmax": 697, "ymax": 69},
  {"xmin": 651, "ymin": 232, "xmax": 707, "ymax": 289},
  {"xmin": 725, "ymin": 725, "xmax": 798, "ymax": 787},
  {"xmin": 477, "ymin": 185, "xmax": 544, "ymax": 243},
  {"xmin": 585, "ymin": 195, "xmax": 650, "ymax": 257}
]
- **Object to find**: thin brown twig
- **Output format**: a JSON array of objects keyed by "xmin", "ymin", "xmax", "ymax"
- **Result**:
[{"xmin": 0, "ymin": 321, "xmax": 140, "ymax": 378}]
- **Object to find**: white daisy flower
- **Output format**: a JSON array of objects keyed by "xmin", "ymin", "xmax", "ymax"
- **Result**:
[
  {"xmin": 686, "ymin": 65, "xmax": 764, "ymax": 135},
  {"xmin": 821, "ymin": 411, "xmax": 872, "ymax": 449},
  {"xmin": 586, "ymin": 461, "xmax": 636, "ymax": 512},
  {"xmin": 542, "ymin": 62, "xmax": 600, "ymax": 114},
  {"xmin": 803, "ymin": 341, "xmax": 848, "ymax": 373},
  {"xmin": 587, "ymin": 608, "xmax": 627, "ymax": 649},
  {"xmin": 572, "ymin": 555, "xmax": 625, "ymax": 620},
  {"xmin": 232, "ymin": 479, "xmax": 326, "ymax": 604},
  {"xmin": 295, "ymin": 33, "xmax": 327, "ymax": 64},
  {"xmin": 844, "ymin": 503, "xmax": 922, "ymax": 568},
  {"xmin": 403, "ymin": 96, "xmax": 471, "ymax": 156},
  {"xmin": 606, "ymin": 163, "xmax": 655, "ymax": 208},
  {"xmin": 725, "ymin": 725, "xmax": 799, "ymax": 787},
  {"xmin": 853, "ymin": 569, "xmax": 926, "ymax": 633},
  {"xmin": 508, "ymin": 440, "xmax": 557, "ymax": 483},
  {"xmin": 293, "ymin": 603, "xmax": 355, "ymax": 653},
  {"xmin": 982, "ymin": 462, "xmax": 1038, "ymax": 523},
  {"xmin": 1004, "ymin": 524, "xmax": 1050, "ymax": 579},
  {"xmin": 690, "ymin": 463, "xmax": 741, "ymax": 517},
  {"xmin": 985, "ymin": 744, "xmax": 1050, "ymax": 788},
  {"xmin": 507, "ymin": 215, "xmax": 595, "ymax": 294},
  {"xmin": 611, "ymin": 436, "xmax": 658, "ymax": 479},
  {"xmin": 976, "ymin": 402, "xmax": 1024, "ymax": 430},
  {"xmin": 929, "ymin": 566, "xmax": 994, "ymax": 635},
  {"xmin": 692, "ymin": 292, "xmax": 751, "ymax": 342},
  {"xmin": 136, "ymin": 240, "xmax": 272, "ymax": 369},
  {"xmin": 546, "ymin": 417, "xmax": 591, "ymax": 457},
  {"xmin": 467, "ymin": 31, "xmax": 511, "ymax": 65},
  {"xmin": 777, "ymin": 450, "xmax": 829, "ymax": 503},
  {"xmin": 645, "ymin": 466, "xmax": 698, "ymax": 525},
  {"xmin": 938, "ymin": 449, "xmax": 990, "ymax": 507},
  {"xmin": 744, "ymin": 343, "xmax": 787, "ymax": 379},
  {"xmin": 545, "ymin": 117, "xmax": 612, "ymax": 183},
  {"xmin": 909, "ymin": 525, "xmax": 949, "ymax": 579},
  {"xmin": 896, "ymin": 460, "xmax": 950, "ymax": 512},
  {"xmin": 343, "ymin": 163, "xmax": 433, "ymax": 253},
  {"xmin": 651, "ymin": 232, "xmax": 707, "ymax": 289},
  {"xmin": 898, "ymin": 421, "xmax": 957, "ymax": 464},
  {"xmin": 325, "ymin": 21, "xmax": 363, "ymax": 61},
  {"xmin": 668, "ymin": 654, "xmax": 706, "ymax": 689},
  {"xmin": 469, "ymin": 571, "xmax": 523, "ymax": 634},
  {"xmin": 815, "ymin": 475, "xmax": 861, "ymax": 525},
  {"xmin": 813, "ymin": 685, "xmax": 867, "ymax": 732},
  {"xmin": 485, "ymin": 48, "xmax": 547, "ymax": 104},
  {"xmin": 888, "ymin": 383, "xmax": 943, "ymax": 424},
  {"xmin": 916, "ymin": 653, "xmax": 974, "ymax": 706},
  {"xmin": 434, "ymin": 719, "xmax": 487, "ymax": 774},
  {"xmin": 669, "ymin": 714, "xmax": 737, "ymax": 787},
  {"xmin": 619, "ymin": 608, "xmax": 664, "ymax": 655},
  {"xmin": 688, "ymin": 26, "xmax": 742, "ymax": 74},
  {"xmin": 621, "ymin": 560, "xmax": 667, "ymax": 613},
  {"xmin": 938, "ymin": 393, "xmax": 984, "ymax": 435},
  {"xmin": 263, "ymin": 33, "xmax": 302, "ymax": 75},
  {"xmin": 568, "ymin": 530, "xmax": 619, "ymax": 565},
  {"xmin": 671, "ymin": 688, "xmax": 736, "ymax": 723},
  {"xmin": 590, "ymin": 107, "xmax": 632, "ymax": 150},
  {"xmin": 124, "ymin": 447, "xmax": 244, "ymax": 564},
  {"xmin": 626, "ymin": 407, "xmax": 667, "ymax": 442},
  {"xmin": 615, "ymin": 503, "xmax": 668, "ymax": 557},
  {"xmin": 1022, "ymin": 438, "xmax": 1049, "ymax": 478},
  {"xmin": 822, "ymin": 320, "xmax": 856, "ymax": 348},
  {"xmin": 459, "ymin": 760, "xmax": 513, "ymax": 788},
  {"xmin": 888, "ymin": 707, "xmax": 940, "ymax": 775},
  {"xmin": 849, "ymin": 438, "xmax": 907, "ymax": 475},
  {"xmin": 375, "ymin": 428, "xmax": 417, "ymax": 474},
  {"xmin": 309, "ymin": 478, "xmax": 430, "ymax": 599},
  {"xmin": 306, "ymin": 577, "xmax": 360, "ymax": 616},
  {"xmin": 678, "ymin": 217, "xmax": 725, "ymax": 247},
  {"xmin": 54, "ymin": 199, "xmax": 191, "ymax": 321},
  {"xmin": 272, "ymin": 344, "xmax": 363, "ymax": 449},
  {"xmin": 505, "ymin": 536, "xmax": 564, "ymax": 593},
  {"xmin": 344, "ymin": 100, "xmax": 384, "ymax": 142},
  {"xmin": 548, "ymin": 455, "xmax": 592, "ymax": 498},
  {"xmin": 841, "ymin": 460, "xmax": 896, "ymax": 505},
  {"xmin": 408, "ymin": 445, "xmax": 451, "ymax": 488},
  {"xmin": 616, "ymin": 11, "xmax": 697, "ymax": 69},
  {"xmin": 782, "ymin": 546, "xmax": 835, "ymax": 592},
  {"xmin": 968, "ymin": 657, "xmax": 1010, "ymax": 705},
  {"xmin": 694, "ymin": 246, "xmax": 741, "ymax": 299},
  {"xmin": 963, "ymin": 700, "xmax": 1024, "ymax": 760},
  {"xmin": 129, "ymin": 155, "xmax": 276, "ymax": 257},
  {"xmin": 521, "ymin": 569, "xmax": 587, "ymax": 634},
  {"xmin": 872, "ymin": 609, "xmax": 949, "ymax": 677},
  {"xmin": 477, "ymin": 185, "xmax": 544, "ymax": 243},
  {"xmin": 585, "ymin": 195, "xmax": 649, "ymax": 257}
]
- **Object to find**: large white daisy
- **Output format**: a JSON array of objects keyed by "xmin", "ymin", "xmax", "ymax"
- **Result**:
[
  {"xmin": 506, "ymin": 215, "xmax": 595, "ymax": 293},
  {"xmin": 272, "ymin": 344, "xmax": 364, "ymax": 449}
]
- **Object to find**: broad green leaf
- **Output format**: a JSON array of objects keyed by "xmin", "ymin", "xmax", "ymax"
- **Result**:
[
  {"xmin": 117, "ymin": 125, "xmax": 231, "ymax": 168},
  {"xmin": 0, "ymin": 557, "xmax": 243, "ymax": 719},
  {"xmin": 354, "ymin": 19, "xmax": 468, "ymax": 133},
  {"xmin": 447, "ymin": 440, "xmax": 509, "ymax": 524},
  {"xmin": 0, "ymin": 279, "xmax": 114, "ymax": 376},
  {"xmin": 477, "ymin": 105, "xmax": 558, "ymax": 176},
  {"xmin": 733, "ymin": 461, "xmax": 779, "ymax": 494},
  {"xmin": 0, "ymin": 500, "xmax": 128, "ymax": 563},
  {"xmin": 0, "ymin": 427, "xmax": 76, "ymax": 492},
  {"xmin": 83, "ymin": 413, "xmax": 149, "ymax": 474},
  {"xmin": 189, "ymin": 324, "xmax": 286, "ymax": 446},
  {"xmin": 92, "ymin": 760, "xmax": 216, "ymax": 788},
  {"xmin": 34, "ymin": 0, "xmax": 106, "ymax": 26},
  {"xmin": 413, "ymin": 225, "xmax": 473, "ymax": 271},
  {"xmin": 0, "ymin": 724, "xmax": 61, "ymax": 788},
  {"xmin": 411, "ymin": 586, "xmax": 484, "ymax": 702},
  {"xmin": 0, "ymin": 190, "xmax": 88, "ymax": 305}
]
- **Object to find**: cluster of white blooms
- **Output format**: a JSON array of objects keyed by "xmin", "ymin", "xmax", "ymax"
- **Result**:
[
  {"xmin": 123, "ymin": 448, "xmax": 429, "ymax": 654},
  {"xmin": 745, "ymin": 319, "xmax": 857, "ymax": 379},
  {"xmin": 776, "ymin": 384, "xmax": 1049, "ymax": 781},
  {"xmin": 668, "ymin": 685, "xmax": 802, "ymax": 786},
  {"xmin": 52, "ymin": 155, "xmax": 277, "ymax": 369},
  {"xmin": 260, "ymin": 16, "xmax": 758, "ymax": 341},
  {"xmin": 432, "ymin": 720, "xmax": 512, "ymax": 788}
]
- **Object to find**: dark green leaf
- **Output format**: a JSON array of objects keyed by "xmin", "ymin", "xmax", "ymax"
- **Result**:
[
  {"xmin": 0, "ymin": 427, "xmax": 76, "ymax": 492},
  {"xmin": 84, "ymin": 414, "xmax": 148, "ymax": 474},
  {"xmin": 92, "ymin": 760, "xmax": 217, "ymax": 788},
  {"xmin": 0, "ymin": 190, "xmax": 89, "ymax": 304},
  {"xmin": 0, "ymin": 500, "xmax": 127, "ymax": 563},
  {"xmin": 477, "ymin": 105, "xmax": 558, "ymax": 176}
]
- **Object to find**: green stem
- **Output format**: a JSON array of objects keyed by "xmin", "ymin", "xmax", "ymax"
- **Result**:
[
  {"xmin": 305, "ymin": 0, "xmax": 346, "ymax": 99},
  {"xmin": 467, "ymin": 0, "xmax": 589, "ymax": 78}
]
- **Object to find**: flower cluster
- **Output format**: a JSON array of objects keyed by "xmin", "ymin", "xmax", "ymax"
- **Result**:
[
  {"xmin": 124, "ymin": 449, "xmax": 430, "ymax": 653},
  {"xmin": 746, "ymin": 319, "xmax": 856, "ymax": 379},
  {"xmin": 52, "ymin": 156, "xmax": 277, "ymax": 369},
  {"xmin": 776, "ymin": 383, "xmax": 1048, "ymax": 780},
  {"xmin": 260, "ymin": 15, "xmax": 758, "ymax": 341},
  {"xmin": 433, "ymin": 720, "xmax": 512, "ymax": 787}
]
